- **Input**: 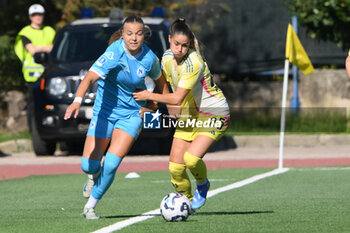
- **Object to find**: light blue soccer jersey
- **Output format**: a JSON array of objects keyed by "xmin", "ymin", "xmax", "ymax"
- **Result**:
[{"xmin": 89, "ymin": 39, "xmax": 161, "ymax": 120}]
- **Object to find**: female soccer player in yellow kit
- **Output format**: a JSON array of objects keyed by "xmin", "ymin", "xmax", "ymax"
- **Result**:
[{"xmin": 133, "ymin": 18, "xmax": 230, "ymax": 210}]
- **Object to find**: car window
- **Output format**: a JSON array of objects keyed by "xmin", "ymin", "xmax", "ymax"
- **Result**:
[
  {"xmin": 52, "ymin": 25, "xmax": 167, "ymax": 62},
  {"xmin": 144, "ymin": 29, "xmax": 168, "ymax": 59},
  {"xmin": 54, "ymin": 27, "xmax": 115, "ymax": 62}
]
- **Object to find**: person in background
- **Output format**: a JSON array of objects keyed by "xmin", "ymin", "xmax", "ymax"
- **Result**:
[
  {"xmin": 133, "ymin": 18, "xmax": 230, "ymax": 211},
  {"xmin": 14, "ymin": 3, "xmax": 55, "ymax": 128}
]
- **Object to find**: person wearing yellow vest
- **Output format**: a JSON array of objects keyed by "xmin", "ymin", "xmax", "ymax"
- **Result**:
[
  {"xmin": 14, "ymin": 4, "xmax": 55, "ymax": 83},
  {"xmin": 14, "ymin": 4, "xmax": 55, "ymax": 130}
]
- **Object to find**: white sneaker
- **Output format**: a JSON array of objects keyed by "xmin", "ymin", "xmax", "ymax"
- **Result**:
[
  {"xmin": 83, "ymin": 176, "xmax": 94, "ymax": 198},
  {"xmin": 83, "ymin": 207, "xmax": 100, "ymax": 220},
  {"xmin": 83, "ymin": 169, "xmax": 101, "ymax": 198}
]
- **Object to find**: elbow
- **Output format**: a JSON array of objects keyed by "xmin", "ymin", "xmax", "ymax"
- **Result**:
[{"xmin": 173, "ymin": 96, "xmax": 183, "ymax": 105}]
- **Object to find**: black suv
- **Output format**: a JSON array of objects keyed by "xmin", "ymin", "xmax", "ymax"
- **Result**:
[{"xmin": 31, "ymin": 15, "xmax": 172, "ymax": 155}]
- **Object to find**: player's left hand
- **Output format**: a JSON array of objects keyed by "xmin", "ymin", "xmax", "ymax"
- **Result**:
[
  {"xmin": 138, "ymin": 106, "xmax": 153, "ymax": 118},
  {"xmin": 133, "ymin": 89, "xmax": 151, "ymax": 101},
  {"xmin": 139, "ymin": 101, "xmax": 158, "ymax": 118}
]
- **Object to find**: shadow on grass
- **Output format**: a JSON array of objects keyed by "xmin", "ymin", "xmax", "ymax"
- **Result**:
[
  {"xmin": 196, "ymin": 210, "xmax": 274, "ymax": 215},
  {"xmin": 103, "ymin": 210, "xmax": 273, "ymax": 219},
  {"xmin": 104, "ymin": 213, "xmax": 160, "ymax": 219}
]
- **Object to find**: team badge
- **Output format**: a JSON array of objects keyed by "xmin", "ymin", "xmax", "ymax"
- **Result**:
[{"xmin": 136, "ymin": 66, "xmax": 145, "ymax": 77}]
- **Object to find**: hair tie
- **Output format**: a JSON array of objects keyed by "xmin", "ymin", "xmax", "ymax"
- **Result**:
[{"xmin": 178, "ymin": 18, "xmax": 186, "ymax": 23}]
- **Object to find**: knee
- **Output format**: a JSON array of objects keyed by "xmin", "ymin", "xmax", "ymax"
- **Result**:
[
  {"xmin": 81, "ymin": 157, "xmax": 101, "ymax": 174},
  {"xmin": 183, "ymin": 152, "xmax": 199, "ymax": 169}
]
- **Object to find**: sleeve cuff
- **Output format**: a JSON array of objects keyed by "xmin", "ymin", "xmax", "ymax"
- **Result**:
[{"xmin": 89, "ymin": 67, "xmax": 106, "ymax": 79}]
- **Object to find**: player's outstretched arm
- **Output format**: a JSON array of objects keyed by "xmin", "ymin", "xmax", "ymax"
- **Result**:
[
  {"xmin": 64, "ymin": 71, "xmax": 100, "ymax": 120},
  {"xmin": 133, "ymin": 86, "xmax": 189, "ymax": 106}
]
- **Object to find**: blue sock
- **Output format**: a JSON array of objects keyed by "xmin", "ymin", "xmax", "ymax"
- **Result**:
[
  {"xmin": 91, "ymin": 152, "xmax": 122, "ymax": 200},
  {"xmin": 81, "ymin": 157, "xmax": 101, "ymax": 174}
]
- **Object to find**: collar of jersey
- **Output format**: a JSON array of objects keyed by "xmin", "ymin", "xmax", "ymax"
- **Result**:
[{"xmin": 122, "ymin": 40, "xmax": 144, "ymax": 60}]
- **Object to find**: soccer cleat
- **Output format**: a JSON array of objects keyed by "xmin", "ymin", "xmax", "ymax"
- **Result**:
[
  {"xmin": 82, "ymin": 207, "xmax": 100, "ymax": 220},
  {"xmin": 83, "ymin": 169, "xmax": 101, "ymax": 198},
  {"xmin": 191, "ymin": 179, "xmax": 210, "ymax": 210},
  {"xmin": 83, "ymin": 176, "xmax": 94, "ymax": 198}
]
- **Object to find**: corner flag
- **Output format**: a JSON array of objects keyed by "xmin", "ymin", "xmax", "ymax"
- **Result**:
[
  {"xmin": 285, "ymin": 24, "xmax": 314, "ymax": 75},
  {"xmin": 279, "ymin": 23, "xmax": 315, "ymax": 169}
]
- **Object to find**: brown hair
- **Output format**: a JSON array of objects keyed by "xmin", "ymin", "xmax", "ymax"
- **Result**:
[
  {"xmin": 169, "ymin": 18, "xmax": 200, "ymax": 56},
  {"xmin": 108, "ymin": 15, "xmax": 152, "ymax": 45}
]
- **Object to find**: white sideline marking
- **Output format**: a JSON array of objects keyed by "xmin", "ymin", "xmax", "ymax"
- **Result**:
[
  {"xmin": 207, "ymin": 168, "xmax": 289, "ymax": 198},
  {"xmin": 293, "ymin": 167, "xmax": 350, "ymax": 171},
  {"xmin": 91, "ymin": 168, "xmax": 289, "ymax": 233}
]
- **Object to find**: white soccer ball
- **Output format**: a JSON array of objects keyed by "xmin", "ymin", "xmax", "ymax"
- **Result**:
[{"xmin": 160, "ymin": 192, "xmax": 191, "ymax": 222}]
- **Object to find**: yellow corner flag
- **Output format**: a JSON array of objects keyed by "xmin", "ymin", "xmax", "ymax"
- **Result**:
[{"xmin": 285, "ymin": 24, "xmax": 314, "ymax": 75}]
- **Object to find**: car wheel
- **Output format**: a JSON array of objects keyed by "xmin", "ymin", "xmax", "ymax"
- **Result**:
[{"xmin": 30, "ymin": 119, "xmax": 56, "ymax": 156}]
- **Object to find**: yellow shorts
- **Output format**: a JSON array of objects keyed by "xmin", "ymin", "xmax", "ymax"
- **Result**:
[{"xmin": 173, "ymin": 114, "xmax": 230, "ymax": 142}]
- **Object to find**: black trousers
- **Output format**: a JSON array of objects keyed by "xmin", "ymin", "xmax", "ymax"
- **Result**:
[{"xmin": 26, "ymin": 82, "xmax": 35, "ymax": 132}]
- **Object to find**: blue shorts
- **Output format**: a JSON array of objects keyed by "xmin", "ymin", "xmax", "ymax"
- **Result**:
[{"xmin": 86, "ymin": 115, "xmax": 142, "ymax": 140}]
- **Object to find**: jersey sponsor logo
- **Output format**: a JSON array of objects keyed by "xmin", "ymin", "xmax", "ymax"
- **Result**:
[
  {"xmin": 104, "ymin": 52, "xmax": 114, "ymax": 60},
  {"xmin": 136, "ymin": 66, "xmax": 145, "ymax": 77},
  {"xmin": 96, "ymin": 57, "xmax": 106, "ymax": 66},
  {"xmin": 124, "ymin": 66, "xmax": 130, "ymax": 72}
]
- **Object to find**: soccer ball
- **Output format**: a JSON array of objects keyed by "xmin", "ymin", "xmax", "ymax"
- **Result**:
[{"xmin": 160, "ymin": 192, "xmax": 191, "ymax": 222}]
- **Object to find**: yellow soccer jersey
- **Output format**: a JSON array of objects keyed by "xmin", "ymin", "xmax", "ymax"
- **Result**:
[{"xmin": 161, "ymin": 49, "xmax": 229, "ymax": 116}]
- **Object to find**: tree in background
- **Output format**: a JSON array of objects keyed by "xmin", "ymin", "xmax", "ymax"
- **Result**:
[
  {"xmin": 167, "ymin": 0, "xmax": 231, "ymax": 75},
  {"xmin": 284, "ymin": 0, "xmax": 350, "ymax": 49},
  {"xmin": 57, "ymin": 0, "xmax": 170, "ymax": 28},
  {"xmin": 168, "ymin": 0, "xmax": 231, "ymax": 32}
]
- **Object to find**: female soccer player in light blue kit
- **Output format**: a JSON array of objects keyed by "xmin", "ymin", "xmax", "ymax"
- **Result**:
[{"xmin": 64, "ymin": 16, "xmax": 161, "ymax": 219}]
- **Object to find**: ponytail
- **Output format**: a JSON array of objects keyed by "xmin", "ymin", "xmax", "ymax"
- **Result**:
[
  {"xmin": 108, "ymin": 29, "xmax": 122, "ymax": 45},
  {"xmin": 169, "ymin": 18, "xmax": 201, "ymax": 56},
  {"xmin": 193, "ymin": 37, "xmax": 201, "ymax": 57}
]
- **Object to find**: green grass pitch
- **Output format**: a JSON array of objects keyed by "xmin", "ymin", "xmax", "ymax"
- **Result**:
[{"xmin": 0, "ymin": 167, "xmax": 349, "ymax": 233}]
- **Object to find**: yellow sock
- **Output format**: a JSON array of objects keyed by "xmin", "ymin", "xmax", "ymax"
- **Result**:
[
  {"xmin": 184, "ymin": 152, "xmax": 207, "ymax": 184},
  {"xmin": 169, "ymin": 162, "xmax": 192, "ymax": 200}
]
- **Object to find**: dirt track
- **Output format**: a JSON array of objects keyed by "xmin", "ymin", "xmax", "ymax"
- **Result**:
[{"xmin": 1, "ymin": 145, "xmax": 350, "ymax": 180}]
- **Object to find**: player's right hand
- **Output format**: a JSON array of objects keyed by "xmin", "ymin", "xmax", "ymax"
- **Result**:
[{"xmin": 64, "ymin": 103, "xmax": 80, "ymax": 120}]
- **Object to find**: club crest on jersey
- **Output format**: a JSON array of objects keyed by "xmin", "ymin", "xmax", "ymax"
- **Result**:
[{"xmin": 136, "ymin": 66, "xmax": 145, "ymax": 77}]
